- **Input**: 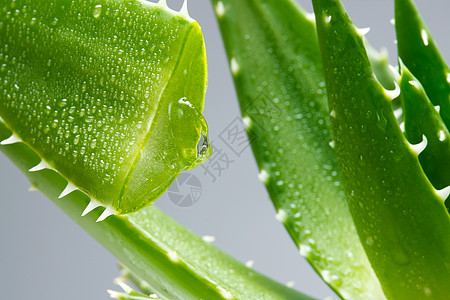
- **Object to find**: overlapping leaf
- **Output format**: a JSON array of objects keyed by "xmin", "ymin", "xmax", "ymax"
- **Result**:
[
  {"xmin": 211, "ymin": 0, "xmax": 385, "ymax": 298},
  {"xmin": 312, "ymin": 0, "xmax": 450, "ymax": 298},
  {"xmin": 0, "ymin": 121, "xmax": 314, "ymax": 300}
]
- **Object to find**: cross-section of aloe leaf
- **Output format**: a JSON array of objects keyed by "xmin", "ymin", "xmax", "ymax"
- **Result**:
[
  {"xmin": 211, "ymin": 0, "xmax": 384, "ymax": 298},
  {"xmin": 399, "ymin": 63, "xmax": 450, "ymax": 201},
  {"xmin": 395, "ymin": 0, "xmax": 450, "ymax": 128},
  {"xmin": 0, "ymin": 121, "xmax": 315, "ymax": 300},
  {"xmin": 0, "ymin": 0, "xmax": 211, "ymax": 218},
  {"xmin": 312, "ymin": 0, "xmax": 450, "ymax": 298}
]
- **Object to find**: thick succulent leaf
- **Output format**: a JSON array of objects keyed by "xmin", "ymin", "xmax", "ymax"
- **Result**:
[
  {"xmin": 108, "ymin": 278, "xmax": 158, "ymax": 300},
  {"xmin": 365, "ymin": 43, "xmax": 397, "ymax": 91},
  {"xmin": 119, "ymin": 264, "xmax": 154, "ymax": 296},
  {"xmin": 0, "ymin": 121, "xmax": 315, "ymax": 300},
  {"xmin": 395, "ymin": 0, "xmax": 450, "ymax": 128},
  {"xmin": 211, "ymin": 0, "xmax": 384, "ymax": 299},
  {"xmin": 312, "ymin": 0, "xmax": 450, "ymax": 298},
  {"xmin": 108, "ymin": 280, "xmax": 155, "ymax": 300},
  {"xmin": 0, "ymin": 0, "xmax": 211, "ymax": 217},
  {"xmin": 399, "ymin": 63, "xmax": 450, "ymax": 201}
]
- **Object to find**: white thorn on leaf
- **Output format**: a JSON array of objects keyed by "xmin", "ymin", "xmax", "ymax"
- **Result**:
[
  {"xmin": 439, "ymin": 130, "xmax": 446, "ymax": 141},
  {"xmin": 215, "ymin": 1, "xmax": 225, "ymax": 17},
  {"xmin": 149, "ymin": 294, "xmax": 159, "ymax": 299},
  {"xmin": 218, "ymin": 288, "xmax": 234, "ymax": 300},
  {"xmin": 408, "ymin": 80, "xmax": 422, "ymax": 89},
  {"xmin": 393, "ymin": 107, "xmax": 403, "ymax": 119},
  {"xmin": 435, "ymin": 105, "xmax": 441, "ymax": 113},
  {"xmin": 180, "ymin": 0, "xmax": 190, "ymax": 18},
  {"xmin": 390, "ymin": 18, "xmax": 395, "ymax": 26},
  {"xmin": 305, "ymin": 12, "xmax": 315, "ymax": 23},
  {"xmin": 409, "ymin": 135, "xmax": 427, "ymax": 155},
  {"xmin": 330, "ymin": 110, "xmax": 336, "ymax": 118},
  {"xmin": 399, "ymin": 122, "xmax": 405, "ymax": 133},
  {"xmin": 258, "ymin": 169, "xmax": 269, "ymax": 183},
  {"xmin": 384, "ymin": 81, "xmax": 400, "ymax": 100},
  {"xmin": 82, "ymin": 199, "xmax": 103, "ymax": 216},
  {"xmin": 324, "ymin": 15, "xmax": 331, "ymax": 24},
  {"xmin": 242, "ymin": 116, "xmax": 251, "ymax": 129},
  {"xmin": 329, "ymin": 141, "xmax": 335, "ymax": 148},
  {"xmin": 421, "ymin": 29, "xmax": 429, "ymax": 46},
  {"xmin": 275, "ymin": 209, "xmax": 287, "ymax": 223},
  {"xmin": 1, "ymin": 133, "xmax": 21, "ymax": 145},
  {"xmin": 230, "ymin": 57, "xmax": 240, "ymax": 75},
  {"xmin": 58, "ymin": 182, "xmax": 78, "ymax": 199},
  {"xmin": 357, "ymin": 27, "xmax": 370, "ymax": 37},
  {"xmin": 168, "ymin": 250, "xmax": 179, "ymax": 262},
  {"xmin": 299, "ymin": 244, "xmax": 312, "ymax": 257},
  {"xmin": 436, "ymin": 186, "xmax": 450, "ymax": 201},
  {"xmin": 388, "ymin": 64, "xmax": 400, "ymax": 80},
  {"xmin": 447, "ymin": 73, "xmax": 450, "ymax": 84},
  {"xmin": 286, "ymin": 281, "xmax": 295, "ymax": 288},
  {"xmin": 107, "ymin": 290, "xmax": 121, "ymax": 299},
  {"xmin": 202, "ymin": 235, "xmax": 216, "ymax": 243},
  {"xmin": 97, "ymin": 207, "xmax": 115, "ymax": 222},
  {"xmin": 245, "ymin": 260, "xmax": 254, "ymax": 268},
  {"xmin": 28, "ymin": 185, "xmax": 38, "ymax": 192},
  {"xmin": 29, "ymin": 160, "xmax": 52, "ymax": 172},
  {"xmin": 114, "ymin": 278, "xmax": 132, "ymax": 293}
]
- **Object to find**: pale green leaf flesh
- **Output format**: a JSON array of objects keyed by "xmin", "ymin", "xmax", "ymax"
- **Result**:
[
  {"xmin": 0, "ymin": 0, "xmax": 211, "ymax": 215},
  {"xmin": 312, "ymin": 0, "xmax": 450, "ymax": 298},
  {"xmin": 0, "ymin": 120, "xmax": 315, "ymax": 300},
  {"xmin": 211, "ymin": 0, "xmax": 384, "ymax": 299}
]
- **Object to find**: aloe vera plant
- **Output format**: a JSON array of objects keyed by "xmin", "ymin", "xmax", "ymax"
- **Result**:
[{"xmin": 2, "ymin": 0, "xmax": 450, "ymax": 299}]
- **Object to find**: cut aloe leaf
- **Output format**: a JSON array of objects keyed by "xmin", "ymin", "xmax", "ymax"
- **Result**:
[
  {"xmin": 399, "ymin": 62, "xmax": 450, "ymax": 197},
  {"xmin": 211, "ymin": 0, "xmax": 385, "ymax": 298},
  {"xmin": 312, "ymin": 0, "xmax": 450, "ymax": 298},
  {"xmin": 0, "ymin": 120, "xmax": 315, "ymax": 300},
  {"xmin": 395, "ymin": 0, "xmax": 450, "ymax": 128},
  {"xmin": 0, "ymin": 0, "xmax": 211, "ymax": 217}
]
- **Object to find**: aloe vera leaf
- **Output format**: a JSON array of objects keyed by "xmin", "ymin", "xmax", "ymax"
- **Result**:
[
  {"xmin": 0, "ymin": 121, "xmax": 315, "ymax": 300},
  {"xmin": 109, "ymin": 288, "xmax": 154, "ymax": 300},
  {"xmin": 365, "ymin": 43, "xmax": 397, "ymax": 91},
  {"xmin": 211, "ymin": 0, "xmax": 384, "ymax": 298},
  {"xmin": 119, "ymin": 264, "xmax": 154, "ymax": 295},
  {"xmin": 0, "ymin": 0, "xmax": 211, "ymax": 217},
  {"xmin": 395, "ymin": 0, "xmax": 450, "ymax": 128},
  {"xmin": 108, "ymin": 279, "xmax": 157, "ymax": 300},
  {"xmin": 312, "ymin": 0, "xmax": 450, "ymax": 298},
  {"xmin": 399, "ymin": 62, "xmax": 450, "ymax": 198}
]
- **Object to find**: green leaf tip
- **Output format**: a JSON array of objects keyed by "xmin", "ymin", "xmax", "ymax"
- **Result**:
[
  {"xmin": 0, "ymin": 0, "xmax": 210, "ymax": 217},
  {"xmin": 313, "ymin": 0, "xmax": 450, "ymax": 298},
  {"xmin": 211, "ymin": 0, "xmax": 385, "ymax": 299},
  {"xmin": 395, "ymin": 0, "xmax": 450, "ymax": 129}
]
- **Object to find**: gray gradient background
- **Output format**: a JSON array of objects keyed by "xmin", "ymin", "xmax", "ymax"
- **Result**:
[{"xmin": 0, "ymin": 0, "xmax": 448, "ymax": 299}]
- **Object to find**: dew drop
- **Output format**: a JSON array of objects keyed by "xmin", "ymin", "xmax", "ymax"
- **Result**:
[
  {"xmin": 93, "ymin": 4, "xmax": 102, "ymax": 18},
  {"xmin": 421, "ymin": 29, "xmax": 429, "ymax": 46}
]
